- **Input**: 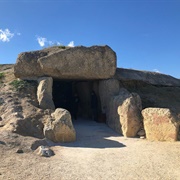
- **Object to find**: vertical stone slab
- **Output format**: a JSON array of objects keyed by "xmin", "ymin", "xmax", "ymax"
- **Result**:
[
  {"xmin": 117, "ymin": 90, "xmax": 142, "ymax": 137},
  {"xmin": 99, "ymin": 79, "xmax": 120, "ymax": 112},
  {"xmin": 99, "ymin": 79, "xmax": 121, "ymax": 132},
  {"xmin": 107, "ymin": 88, "xmax": 142, "ymax": 136},
  {"xmin": 37, "ymin": 77, "xmax": 55, "ymax": 110}
]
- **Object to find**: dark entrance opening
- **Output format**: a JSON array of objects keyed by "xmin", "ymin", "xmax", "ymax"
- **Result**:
[
  {"xmin": 52, "ymin": 79, "xmax": 102, "ymax": 121},
  {"xmin": 53, "ymin": 80, "xmax": 73, "ymax": 112}
]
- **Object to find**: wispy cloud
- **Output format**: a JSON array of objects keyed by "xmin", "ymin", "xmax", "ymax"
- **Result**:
[
  {"xmin": 67, "ymin": 41, "xmax": 75, "ymax": 47},
  {"xmin": 36, "ymin": 36, "xmax": 75, "ymax": 48},
  {"xmin": 36, "ymin": 36, "xmax": 61, "ymax": 47},
  {"xmin": 0, "ymin": 28, "xmax": 14, "ymax": 42}
]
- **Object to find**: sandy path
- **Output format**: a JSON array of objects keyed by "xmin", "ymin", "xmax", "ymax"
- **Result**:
[{"xmin": 0, "ymin": 119, "xmax": 180, "ymax": 180}]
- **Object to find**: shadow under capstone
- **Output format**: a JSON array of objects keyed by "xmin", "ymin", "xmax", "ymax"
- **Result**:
[{"xmin": 45, "ymin": 118, "xmax": 126, "ymax": 149}]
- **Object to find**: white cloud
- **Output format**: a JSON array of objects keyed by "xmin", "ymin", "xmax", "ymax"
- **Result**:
[
  {"xmin": 36, "ymin": 36, "xmax": 62, "ymax": 47},
  {"xmin": 67, "ymin": 41, "xmax": 75, "ymax": 47},
  {"xmin": 37, "ymin": 36, "xmax": 47, "ymax": 47},
  {"xmin": 0, "ymin": 28, "xmax": 14, "ymax": 42},
  {"xmin": 153, "ymin": 69, "xmax": 160, "ymax": 73},
  {"xmin": 17, "ymin": 32, "xmax": 21, "ymax": 36},
  {"xmin": 36, "ymin": 37, "xmax": 75, "ymax": 48}
]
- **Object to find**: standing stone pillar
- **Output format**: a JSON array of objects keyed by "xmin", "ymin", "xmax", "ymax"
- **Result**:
[
  {"xmin": 98, "ymin": 79, "xmax": 120, "ymax": 128},
  {"xmin": 37, "ymin": 77, "xmax": 55, "ymax": 110},
  {"xmin": 99, "ymin": 79, "xmax": 120, "ymax": 112}
]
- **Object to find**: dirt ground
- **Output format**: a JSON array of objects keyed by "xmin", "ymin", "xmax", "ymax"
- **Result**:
[{"xmin": 0, "ymin": 119, "xmax": 180, "ymax": 180}]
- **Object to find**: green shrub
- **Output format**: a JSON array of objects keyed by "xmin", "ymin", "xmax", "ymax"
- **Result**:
[
  {"xmin": 9, "ymin": 79, "xmax": 29, "ymax": 91},
  {"xmin": 58, "ymin": 45, "xmax": 66, "ymax": 49},
  {"xmin": 0, "ymin": 72, "xmax": 5, "ymax": 79}
]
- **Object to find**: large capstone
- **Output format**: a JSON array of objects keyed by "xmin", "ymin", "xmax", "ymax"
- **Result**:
[{"xmin": 14, "ymin": 45, "xmax": 116, "ymax": 80}]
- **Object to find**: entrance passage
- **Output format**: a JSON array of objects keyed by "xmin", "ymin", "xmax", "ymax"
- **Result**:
[
  {"xmin": 52, "ymin": 80, "xmax": 101, "ymax": 120},
  {"xmin": 53, "ymin": 81, "xmax": 72, "ymax": 111}
]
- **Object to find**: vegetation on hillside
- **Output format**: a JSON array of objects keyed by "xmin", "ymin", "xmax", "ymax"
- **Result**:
[
  {"xmin": 0, "ymin": 72, "xmax": 5, "ymax": 79},
  {"xmin": 9, "ymin": 79, "xmax": 29, "ymax": 91}
]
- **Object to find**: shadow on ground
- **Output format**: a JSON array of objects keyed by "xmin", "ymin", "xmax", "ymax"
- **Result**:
[{"xmin": 32, "ymin": 119, "xmax": 126, "ymax": 149}]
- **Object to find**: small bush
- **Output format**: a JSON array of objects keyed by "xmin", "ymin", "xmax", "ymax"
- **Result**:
[
  {"xmin": 58, "ymin": 45, "xmax": 66, "ymax": 49},
  {"xmin": 0, "ymin": 72, "xmax": 5, "ymax": 79},
  {"xmin": 9, "ymin": 79, "xmax": 29, "ymax": 91}
]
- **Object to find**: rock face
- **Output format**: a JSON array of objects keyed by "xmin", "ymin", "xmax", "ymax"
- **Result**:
[
  {"xmin": 37, "ymin": 77, "xmax": 55, "ymax": 110},
  {"xmin": 142, "ymin": 108, "xmax": 179, "ymax": 141},
  {"xmin": 14, "ymin": 45, "xmax": 117, "ymax": 80},
  {"xmin": 44, "ymin": 108, "xmax": 76, "ymax": 142}
]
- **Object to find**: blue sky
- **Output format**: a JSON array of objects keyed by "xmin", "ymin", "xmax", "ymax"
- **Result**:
[{"xmin": 0, "ymin": 0, "xmax": 180, "ymax": 78}]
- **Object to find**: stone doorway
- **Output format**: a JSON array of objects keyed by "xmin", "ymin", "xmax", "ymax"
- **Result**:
[
  {"xmin": 52, "ymin": 79, "xmax": 101, "ymax": 121},
  {"xmin": 53, "ymin": 80, "xmax": 73, "ymax": 111}
]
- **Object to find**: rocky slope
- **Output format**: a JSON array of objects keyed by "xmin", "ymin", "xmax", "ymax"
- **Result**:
[{"xmin": 0, "ymin": 64, "xmax": 52, "ymax": 152}]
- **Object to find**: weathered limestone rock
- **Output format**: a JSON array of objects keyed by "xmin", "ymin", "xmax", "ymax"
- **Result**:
[
  {"xmin": 106, "ymin": 88, "xmax": 142, "ymax": 137},
  {"xmin": 117, "ymin": 89, "xmax": 142, "ymax": 137},
  {"xmin": 99, "ymin": 79, "xmax": 120, "ymax": 112},
  {"xmin": 137, "ymin": 129, "xmax": 145, "ymax": 137},
  {"xmin": 114, "ymin": 68, "xmax": 180, "ymax": 86},
  {"xmin": 44, "ymin": 108, "xmax": 76, "ymax": 142},
  {"xmin": 14, "ymin": 45, "xmax": 116, "ymax": 80},
  {"xmin": 142, "ymin": 108, "xmax": 179, "ymax": 141},
  {"xmin": 106, "ymin": 94, "xmax": 124, "ymax": 134},
  {"xmin": 37, "ymin": 77, "xmax": 55, "ymax": 110},
  {"xmin": 35, "ymin": 146, "xmax": 55, "ymax": 157}
]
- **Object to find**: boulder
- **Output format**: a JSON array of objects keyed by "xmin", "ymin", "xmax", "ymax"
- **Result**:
[
  {"xmin": 37, "ymin": 77, "xmax": 55, "ymax": 110},
  {"xmin": 142, "ymin": 108, "xmax": 180, "ymax": 141},
  {"xmin": 44, "ymin": 108, "xmax": 76, "ymax": 142},
  {"xmin": 117, "ymin": 89, "xmax": 142, "ymax": 137},
  {"xmin": 137, "ymin": 129, "xmax": 145, "ymax": 137},
  {"xmin": 14, "ymin": 45, "xmax": 116, "ymax": 80},
  {"xmin": 35, "ymin": 146, "xmax": 55, "ymax": 157},
  {"xmin": 106, "ymin": 88, "xmax": 142, "ymax": 136}
]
